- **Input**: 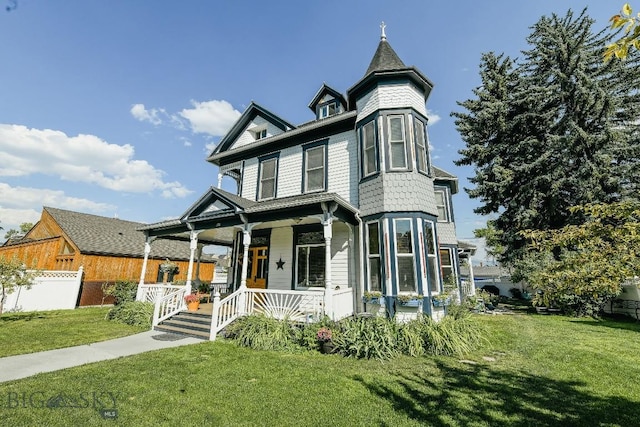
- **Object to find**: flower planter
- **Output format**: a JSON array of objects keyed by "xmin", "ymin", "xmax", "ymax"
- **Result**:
[
  {"xmin": 398, "ymin": 299, "xmax": 421, "ymax": 307},
  {"xmin": 432, "ymin": 298, "xmax": 450, "ymax": 308},
  {"xmin": 320, "ymin": 341, "xmax": 336, "ymax": 354},
  {"xmin": 362, "ymin": 297, "xmax": 383, "ymax": 305},
  {"xmin": 186, "ymin": 301, "xmax": 200, "ymax": 312}
]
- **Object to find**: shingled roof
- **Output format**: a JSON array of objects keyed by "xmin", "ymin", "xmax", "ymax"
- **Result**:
[
  {"xmin": 44, "ymin": 207, "xmax": 198, "ymax": 261},
  {"xmin": 365, "ymin": 39, "xmax": 407, "ymax": 75}
]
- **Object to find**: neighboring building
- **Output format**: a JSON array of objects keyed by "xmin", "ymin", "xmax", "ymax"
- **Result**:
[
  {"xmin": 0, "ymin": 207, "xmax": 216, "ymax": 306},
  {"xmin": 140, "ymin": 27, "xmax": 465, "ymax": 319}
]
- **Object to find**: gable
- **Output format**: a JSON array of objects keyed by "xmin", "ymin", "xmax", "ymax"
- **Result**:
[
  {"xmin": 208, "ymin": 102, "xmax": 295, "ymax": 158},
  {"xmin": 180, "ymin": 187, "xmax": 256, "ymax": 221}
]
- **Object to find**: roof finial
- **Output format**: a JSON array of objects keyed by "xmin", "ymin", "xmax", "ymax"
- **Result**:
[{"xmin": 380, "ymin": 21, "xmax": 387, "ymax": 40}]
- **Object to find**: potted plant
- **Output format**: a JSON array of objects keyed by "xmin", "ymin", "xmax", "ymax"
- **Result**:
[
  {"xmin": 184, "ymin": 293, "xmax": 200, "ymax": 312},
  {"xmin": 362, "ymin": 291, "xmax": 383, "ymax": 305},
  {"xmin": 397, "ymin": 294, "xmax": 422, "ymax": 307},
  {"xmin": 316, "ymin": 327, "xmax": 335, "ymax": 354}
]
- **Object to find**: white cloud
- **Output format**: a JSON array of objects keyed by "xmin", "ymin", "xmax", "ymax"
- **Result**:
[
  {"xmin": 179, "ymin": 100, "xmax": 241, "ymax": 136},
  {"xmin": 130, "ymin": 103, "xmax": 164, "ymax": 125},
  {"xmin": 0, "ymin": 184, "xmax": 116, "ymax": 232},
  {"xmin": 204, "ymin": 142, "xmax": 217, "ymax": 155},
  {"xmin": 426, "ymin": 109, "xmax": 441, "ymax": 125},
  {"xmin": 0, "ymin": 124, "xmax": 192, "ymax": 198}
]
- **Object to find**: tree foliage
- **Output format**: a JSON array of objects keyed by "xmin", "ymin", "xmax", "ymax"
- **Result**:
[
  {"xmin": 605, "ymin": 3, "xmax": 640, "ymax": 60},
  {"xmin": 4, "ymin": 222, "xmax": 34, "ymax": 240},
  {"xmin": 522, "ymin": 202, "xmax": 640, "ymax": 315},
  {"xmin": 454, "ymin": 9, "xmax": 640, "ymax": 267},
  {"xmin": 0, "ymin": 256, "xmax": 36, "ymax": 314}
]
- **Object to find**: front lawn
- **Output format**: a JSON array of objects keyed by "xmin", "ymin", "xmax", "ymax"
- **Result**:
[
  {"xmin": 0, "ymin": 307, "xmax": 147, "ymax": 357},
  {"xmin": 0, "ymin": 312, "xmax": 638, "ymax": 426}
]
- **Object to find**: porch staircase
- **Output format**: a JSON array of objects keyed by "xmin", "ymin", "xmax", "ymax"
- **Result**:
[{"xmin": 155, "ymin": 310, "xmax": 212, "ymax": 339}]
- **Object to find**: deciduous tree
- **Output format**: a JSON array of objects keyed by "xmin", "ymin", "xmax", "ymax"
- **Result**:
[{"xmin": 0, "ymin": 256, "xmax": 36, "ymax": 315}]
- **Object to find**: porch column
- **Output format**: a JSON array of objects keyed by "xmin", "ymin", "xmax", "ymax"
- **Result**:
[
  {"xmin": 217, "ymin": 172, "xmax": 223, "ymax": 189},
  {"xmin": 238, "ymin": 228, "xmax": 252, "ymax": 315},
  {"xmin": 185, "ymin": 230, "xmax": 200, "ymax": 295},
  {"xmin": 323, "ymin": 217, "xmax": 333, "ymax": 319},
  {"xmin": 136, "ymin": 235, "xmax": 155, "ymax": 301},
  {"xmin": 239, "ymin": 229, "xmax": 251, "ymax": 290},
  {"xmin": 468, "ymin": 258, "xmax": 476, "ymax": 296}
]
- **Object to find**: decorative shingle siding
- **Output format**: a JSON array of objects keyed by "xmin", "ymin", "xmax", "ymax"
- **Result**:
[
  {"xmin": 356, "ymin": 82, "xmax": 426, "ymax": 120},
  {"xmin": 356, "ymin": 89, "xmax": 380, "ymax": 121},
  {"xmin": 377, "ymin": 83, "xmax": 427, "ymax": 116},
  {"xmin": 327, "ymin": 130, "xmax": 359, "ymax": 205},
  {"xmin": 436, "ymin": 222, "xmax": 457, "ymax": 245},
  {"xmin": 359, "ymin": 172, "xmax": 438, "ymax": 217}
]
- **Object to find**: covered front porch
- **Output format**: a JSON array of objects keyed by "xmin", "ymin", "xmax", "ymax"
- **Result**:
[{"xmin": 135, "ymin": 187, "xmax": 363, "ymax": 339}]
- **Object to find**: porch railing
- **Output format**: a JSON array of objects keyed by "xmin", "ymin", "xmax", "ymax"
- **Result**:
[
  {"xmin": 330, "ymin": 287, "xmax": 354, "ymax": 321},
  {"xmin": 152, "ymin": 287, "xmax": 188, "ymax": 327},
  {"xmin": 247, "ymin": 288, "xmax": 324, "ymax": 322},
  {"xmin": 137, "ymin": 284, "xmax": 184, "ymax": 303},
  {"xmin": 210, "ymin": 288, "xmax": 247, "ymax": 340}
]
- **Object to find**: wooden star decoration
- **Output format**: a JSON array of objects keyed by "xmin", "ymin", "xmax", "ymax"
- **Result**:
[{"xmin": 276, "ymin": 258, "xmax": 285, "ymax": 270}]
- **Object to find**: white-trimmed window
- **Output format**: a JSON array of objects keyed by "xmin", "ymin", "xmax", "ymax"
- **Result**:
[
  {"xmin": 366, "ymin": 222, "xmax": 382, "ymax": 292},
  {"xmin": 295, "ymin": 229, "xmax": 325, "ymax": 288},
  {"xmin": 440, "ymin": 248, "xmax": 456, "ymax": 286},
  {"xmin": 304, "ymin": 145, "xmax": 326, "ymax": 192},
  {"xmin": 319, "ymin": 102, "xmax": 337, "ymax": 119},
  {"xmin": 388, "ymin": 115, "xmax": 407, "ymax": 169},
  {"xmin": 258, "ymin": 157, "xmax": 277, "ymax": 200},
  {"xmin": 435, "ymin": 189, "xmax": 451, "ymax": 222},
  {"xmin": 414, "ymin": 117, "xmax": 428, "ymax": 174},
  {"xmin": 361, "ymin": 120, "xmax": 378, "ymax": 177},
  {"xmin": 394, "ymin": 219, "xmax": 416, "ymax": 293},
  {"xmin": 424, "ymin": 221, "xmax": 440, "ymax": 293}
]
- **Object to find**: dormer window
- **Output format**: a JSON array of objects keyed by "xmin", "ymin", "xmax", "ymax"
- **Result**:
[
  {"xmin": 318, "ymin": 102, "xmax": 338, "ymax": 119},
  {"xmin": 251, "ymin": 126, "xmax": 268, "ymax": 141}
]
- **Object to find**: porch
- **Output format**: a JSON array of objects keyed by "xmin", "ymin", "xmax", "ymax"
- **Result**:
[{"xmin": 137, "ymin": 283, "xmax": 355, "ymax": 340}]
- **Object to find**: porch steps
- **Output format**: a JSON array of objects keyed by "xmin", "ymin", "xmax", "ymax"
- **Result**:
[{"xmin": 155, "ymin": 311, "xmax": 212, "ymax": 339}]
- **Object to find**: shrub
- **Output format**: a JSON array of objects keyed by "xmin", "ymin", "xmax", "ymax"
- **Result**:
[
  {"xmin": 225, "ymin": 315, "xmax": 302, "ymax": 351},
  {"xmin": 299, "ymin": 317, "xmax": 338, "ymax": 351},
  {"xmin": 419, "ymin": 315, "xmax": 485, "ymax": 356},
  {"xmin": 103, "ymin": 280, "xmax": 138, "ymax": 306},
  {"xmin": 332, "ymin": 317, "xmax": 397, "ymax": 360},
  {"xmin": 396, "ymin": 321, "xmax": 425, "ymax": 357},
  {"xmin": 481, "ymin": 285, "xmax": 500, "ymax": 296},
  {"xmin": 509, "ymin": 287, "xmax": 523, "ymax": 299},
  {"xmin": 107, "ymin": 301, "xmax": 154, "ymax": 328}
]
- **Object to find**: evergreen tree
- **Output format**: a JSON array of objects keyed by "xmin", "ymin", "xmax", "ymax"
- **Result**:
[{"xmin": 454, "ymin": 9, "xmax": 640, "ymax": 266}]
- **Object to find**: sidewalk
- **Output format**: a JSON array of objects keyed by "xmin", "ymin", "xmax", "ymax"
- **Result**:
[{"xmin": 0, "ymin": 331, "xmax": 204, "ymax": 383}]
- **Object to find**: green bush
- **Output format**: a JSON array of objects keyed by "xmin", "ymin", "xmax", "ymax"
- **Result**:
[
  {"xmin": 299, "ymin": 317, "xmax": 339, "ymax": 351},
  {"xmin": 225, "ymin": 315, "xmax": 302, "ymax": 351},
  {"xmin": 107, "ymin": 301, "xmax": 154, "ymax": 328},
  {"xmin": 419, "ymin": 315, "xmax": 485, "ymax": 356},
  {"xmin": 102, "ymin": 280, "xmax": 138, "ymax": 306},
  {"xmin": 332, "ymin": 317, "xmax": 398, "ymax": 360}
]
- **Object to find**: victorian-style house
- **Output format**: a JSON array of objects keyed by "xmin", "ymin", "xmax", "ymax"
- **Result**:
[{"xmin": 137, "ymin": 27, "xmax": 466, "ymax": 337}]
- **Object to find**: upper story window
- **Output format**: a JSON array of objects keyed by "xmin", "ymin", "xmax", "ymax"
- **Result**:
[
  {"xmin": 435, "ymin": 188, "xmax": 451, "ymax": 222},
  {"xmin": 318, "ymin": 102, "xmax": 338, "ymax": 119},
  {"xmin": 251, "ymin": 127, "xmax": 267, "ymax": 140},
  {"xmin": 303, "ymin": 142, "xmax": 326, "ymax": 193},
  {"xmin": 256, "ymin": 129, "xmax": 267, "ymax": 140},
  {"xmin": 388, "ymin": 115, "xmax": 408, "ymax": 169},
  {"xmin": 360, "ymin": 120, "xmax": 378, "ymax": 178},
  {"xmin": 258, "ymin": 156, "xmax": 278, "ymax": 200},
  {"xmin": 413, "ymin": 117, "xmax": 429, "ymax": 174}
]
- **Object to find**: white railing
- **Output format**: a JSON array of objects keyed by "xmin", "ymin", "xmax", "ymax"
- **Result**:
[
  {"xmin": 137, "ymin": 284, "xmax": 184, "ymax": 303},
  {"xmin": 210, "ymin": 288, "xmax": 247, "ymax": 340},
  {"xmin": 330, "ymin": 287, "xmax": 354, "ymax": 321},
  {"xmin": 247, "ymin": 289, "xmax": 324, "ymax": 322},
  {"xmin": 152, "ymin": 287, "xmax": 188, "ymax": 327}
]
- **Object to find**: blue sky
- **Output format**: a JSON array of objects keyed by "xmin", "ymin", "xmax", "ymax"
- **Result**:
[{"xmin": 0, "ymin": 1, "xmax": 619, "ymax": 262}]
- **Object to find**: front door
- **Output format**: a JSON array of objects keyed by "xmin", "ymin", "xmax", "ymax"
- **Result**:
[{"xmin": 246, "ymin": 246, "xmax": 268, "ymax": 289}]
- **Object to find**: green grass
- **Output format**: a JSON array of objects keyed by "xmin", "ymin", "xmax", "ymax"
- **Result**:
[
  {"xmin": 0, "ymin": 307, "xmax": 147, "ymax": 357},
  {"xmin": 0, "ymin": 313, "xmax": 639, "ymax": 426}
]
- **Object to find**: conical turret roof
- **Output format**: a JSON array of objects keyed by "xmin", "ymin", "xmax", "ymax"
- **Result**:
[{"xmin": 365, "ymin": 39, "xmax": 406, "ymax": 75}]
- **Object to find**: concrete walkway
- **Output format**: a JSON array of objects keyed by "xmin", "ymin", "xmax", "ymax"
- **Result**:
[{"xmin": 0, "ymin": 331, "xmax": 204, "ymax": 383}]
